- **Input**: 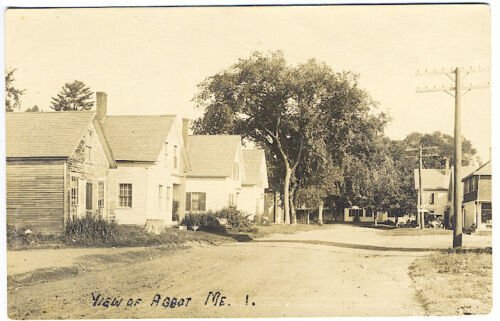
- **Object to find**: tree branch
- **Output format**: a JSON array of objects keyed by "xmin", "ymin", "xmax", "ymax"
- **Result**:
[
  {"xmin": 262, "ymin": 125, "xmax": 289, "ymax": 166},
  {"xmin": 291, "ymin": 136, "xmax": 304, "ymax": 171}
]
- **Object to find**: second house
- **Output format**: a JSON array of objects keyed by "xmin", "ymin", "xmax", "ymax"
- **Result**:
[{"xmin": 97, "ymin": 93, "xmax": 191, "ymax": 227}]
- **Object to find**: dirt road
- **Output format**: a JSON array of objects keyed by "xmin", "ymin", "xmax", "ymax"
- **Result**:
[{"xmin": 7, "ymin": 225, "xmax": 491, "ymax": 319}]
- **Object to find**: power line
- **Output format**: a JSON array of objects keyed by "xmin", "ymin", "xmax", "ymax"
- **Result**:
[
  {"xmin": 416, "ymin": 66, "xmax": 490, "ymax": 248},
  {"xmin": 406, "ymin": 146, "xmax": 439, "ymax": 230}
]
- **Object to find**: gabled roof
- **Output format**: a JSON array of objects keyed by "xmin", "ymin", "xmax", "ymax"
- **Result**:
[
  {"xmin": 414, "ymin": 168, "xmax": 450, "ymax": 190},
  {"xmin": 102, "ymin": 115, "xmax": 175, "ymax": 162},
  {"xmin": 6, "ymin": 111, "xmax": 96, "ymax": 158},
  {"xmin": 242, "ymin": 149, "xmax": 268, "ymax": 187},
  {"xmin": 462, "ymin": 161, "xmax": 492, "ymax": 181},
  {"xmin": 186, "ymin": 135, "xmax": 241, "ymax": 177}
]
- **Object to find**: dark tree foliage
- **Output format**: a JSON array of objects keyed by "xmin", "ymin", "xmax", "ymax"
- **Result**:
[
  {"xmin": 5, "ymin": 68, "xmax": 25, "ymax": 112},
  {"xmin": 50, "ymin": 80, "xmax": 94, "ymax": 111},
  {"xmin": 25, "ymin": 105, "xmax": 41, "ymax": 112},
  {"xmin": 403, "ymin": 131, "xmax": 477, "ymax": 167}
]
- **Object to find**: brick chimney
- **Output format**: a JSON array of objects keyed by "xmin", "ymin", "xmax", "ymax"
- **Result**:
[
  {"xmin": 96, "ymin": 92, "xmax": 107, "ymax": 122},
  {"xmin": 444, "ymin": 157, "xmax": 450, "ymax": 175},
  {"xmin": 182, "ymin": 118, "xmax": 190, "ymax": 146}
]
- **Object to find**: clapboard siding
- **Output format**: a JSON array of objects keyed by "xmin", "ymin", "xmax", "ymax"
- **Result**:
[
  {"xmin": 6, "ymin": 160, "xmax": 65, "ymax": 234},
  {"xmin": 108, "ymin": 164, "xmax": 149, "ymax": 225},
  {"xmin": 66, "ymin": 122, "xmax": 111, "ymax": 219}
]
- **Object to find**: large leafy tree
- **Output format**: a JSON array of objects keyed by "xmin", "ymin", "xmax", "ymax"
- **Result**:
[
  {"xmin": 193, "ymin": 51, "xmax": 385, "ymax": 224},
  {"xmin": 50, "ymin": 80, "xmax": 94, "ymax": 111},
  {"xmin": 5, "ymin": 68, "xmax": 25, "ymax": 112},
  {"xmin": 386, "ymin": 139, "xmax": 418, "ymax": 215},
  {"xmin": 403, "ymin": 131, "xmax": 478, "ymax": 167}
]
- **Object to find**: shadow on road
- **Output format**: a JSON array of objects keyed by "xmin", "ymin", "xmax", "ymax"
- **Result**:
[{"xmin": 251, "ymin": 239, "xmax": 447, "ymax": 252}]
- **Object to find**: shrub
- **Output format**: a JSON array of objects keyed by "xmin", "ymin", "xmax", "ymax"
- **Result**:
[
  {"xmin": 181, "ymin": 212, "xmax": 224, "ymax": 232},
  {"xmin": 65, "ymin": 213, "xmax": 119, "ymax": 245},
  {"xmin": 254, "ymin": 215, "xmax": 270, "ymax": 226},
  {"xmin": 214, "ymin": 207, "xmax": 257, "ymax": 232},
  {"xmin": 181, "ymin": 207, "xmax": 257, "ymax": 233},
  {"xmin": 172, "ymin": 200, "xmax": 180, "ymax": 222}
]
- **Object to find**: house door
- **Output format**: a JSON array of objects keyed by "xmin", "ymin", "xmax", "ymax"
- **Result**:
[{"xmin": 86, "ymin": 182, "xmax": 93, "ymax": 214}]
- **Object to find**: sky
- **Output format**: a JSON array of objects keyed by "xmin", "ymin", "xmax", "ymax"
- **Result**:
[{"xmin": 5, "ymin": 4, "xmax": 491, "ymax": 161}]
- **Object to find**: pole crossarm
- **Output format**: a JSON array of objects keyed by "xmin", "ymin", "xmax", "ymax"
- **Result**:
[
  {"xmin": 416, "ymin": 83, "xmax": 490, "ymax": 94},
  {"xmin": 416, "ymin": 66, "xmax": 489, "ymax": 76},
  {"xmin": 416, "ymin": 86, "xmax": 455, "ymax": 93}
]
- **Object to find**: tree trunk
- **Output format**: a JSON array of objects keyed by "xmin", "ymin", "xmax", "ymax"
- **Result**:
[
  {"xmin": 306, "ymin": 211, "xmax": 310, "ymax": 225},
  {"xmin": 290, "ymin": 183, "xmax": 298, "ymax": 225},
  {"xmin": 283, "ymin": 165, "xmax": 292, "ymax": 224},
  {"xmin": 318, "ymin": 201, "xmax": 324, "ymax": 225}
]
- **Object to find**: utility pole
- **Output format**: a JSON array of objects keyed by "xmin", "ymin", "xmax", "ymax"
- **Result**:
[
  {"xmin": 418, "ymin": 146, "xmax": 424, "ymax": 230},
  {"xmin": 406, "ymin": 146, "xmax": 438, "ymax": 229},
  {"xmin": 453, "ymin": 67, "xmax": 463, "ymax": 247},
  {"xmin": 416, "ymin": 66, "xmax": 489, "ymax": 247}
]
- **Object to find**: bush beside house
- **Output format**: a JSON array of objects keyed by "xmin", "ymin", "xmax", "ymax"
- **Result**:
[{"xmin": 181, "ymin": 207, "xmax": 257, "ymax": 233}]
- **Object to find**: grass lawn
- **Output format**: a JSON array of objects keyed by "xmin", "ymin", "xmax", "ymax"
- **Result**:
[
  {"xmin": 8, "ymin": 223, "xmax": 330, "ymax": 250},
  {"xmin": 7, "ymin": 225, "xmax": 233, "ymax": 250},
  {"xmin": 409, "ymin": 250, "xmax": 492, "ymax": 315}
]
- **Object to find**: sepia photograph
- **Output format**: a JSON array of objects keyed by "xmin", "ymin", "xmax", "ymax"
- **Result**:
[{"xmin": 1, "ymin": 1, "xmax": 494, "ymax": 319}]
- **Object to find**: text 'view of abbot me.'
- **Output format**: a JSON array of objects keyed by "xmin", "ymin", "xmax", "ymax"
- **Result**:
[{"xmin": 4, "ymin": 5, "xmax": 492, "ymax": 319}]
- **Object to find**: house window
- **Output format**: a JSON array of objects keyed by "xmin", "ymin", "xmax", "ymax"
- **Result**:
[
  {"xmin": 429, "ymin": 193, "xmax": 435, "ymax": 205},
  {"xmin": 98, "ymin": 181, "xmax": 105, "ymax": 209},
  {"xmin": 173, "ymin": 145, "xmax": 178, "ymax": 169},
  {"xmin": 166, "ymin": 186, "xmax": 171, "ymax": 204},
  {"xmin": 70, "ymin": 176, "xmax": 79, "ymax": 214},
  {"xmin": 119, "ymin": 184, "xmax": 133, "ymax": 208},
  {"xmin": 481, "ymin": 202, "xmax": 492, "ymax": 223},
  {"xmin": 186, "ymin": 192, "xmax": 206, "ymax": 212},
  {"xmin": 349, "ymin": 208, "xmax": 359, "ymax": 217},
  {"xmin": 365, "ymin": 208, "xmax": 373, "ymax": 217}
]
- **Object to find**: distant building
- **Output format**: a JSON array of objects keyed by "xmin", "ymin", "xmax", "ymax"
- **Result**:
[
  {"xmin": 414, "ymin": 167, "xmax": 451, "ymax": 218},
  {"xmin": 462, "ymin": 161, "xmax": 492, "ymax": 230},
  {"xmin": 342, "ymin": 207, "xmax": 377, "ymax": 223},
  {"xmin": 239, "ymin": 149, "xmax": 269, "ymax": 220}
]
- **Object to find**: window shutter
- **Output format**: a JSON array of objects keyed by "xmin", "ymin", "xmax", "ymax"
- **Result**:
[
  {"xmin": 186, "ymin": 193, "xmax": 191, "ymax": 211},
  {"xmin": 200, "ymin": 193, "xmax": 206, "ymax": 211}
]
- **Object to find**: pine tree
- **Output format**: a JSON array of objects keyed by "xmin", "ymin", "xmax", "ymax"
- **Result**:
[
  {"xmin": 50, "ymin": 80, "xmax": 94, "ymax": 111},
  {"xmin": 5, "ymin": 68, "xmax": 25, "ymax": 112}
]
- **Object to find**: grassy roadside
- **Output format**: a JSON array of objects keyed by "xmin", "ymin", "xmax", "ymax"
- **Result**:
[
  {"xmin": 8, "ymin": 223, "xmax": 331, "ymax": 250},
  {"xmin": 409, "ymin": 250, "xmax": 492, "ymax": 315},
  {"xmin": 7, "ymin": 225, "xmax": 234, "ymax": 250}
]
